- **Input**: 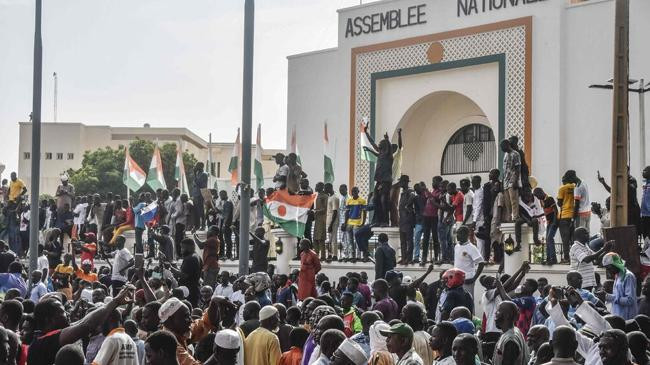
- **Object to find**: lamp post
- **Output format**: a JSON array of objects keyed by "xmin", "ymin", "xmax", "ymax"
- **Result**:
[
  {"xmin": 29, "ymin": 0, "xmax": 43, "ymax": 278},
  {"xmin": 239, "ymin": 0, "xmax": 254, "ymax": 276},
  {"xmin": 589, "ymin": 78, "xmax": 650, "ymax": 170}
]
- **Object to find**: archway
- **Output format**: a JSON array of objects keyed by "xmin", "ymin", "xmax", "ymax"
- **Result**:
[{"xmin": 394, "ymin": 90, "xmax": 495, "ymax": 184}]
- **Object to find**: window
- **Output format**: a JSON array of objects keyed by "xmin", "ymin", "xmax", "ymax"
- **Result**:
[
  {"xmin": 23, "ymin": 152, "xmax": 30, "ymax": 160},
  {"xmin": 45, "ymin": 153, "xmax": 52, "ymax": 160},
  {"xmin": 56, "ymin": 153, "xmax": 63, "ymax": 160},
  {"xmin": 441, "ymin": 123, "xmax": 496, "ymax": 175},
  {"xmin": 67, "ymin": 153, "xmax": 74, "ymax": 160}
]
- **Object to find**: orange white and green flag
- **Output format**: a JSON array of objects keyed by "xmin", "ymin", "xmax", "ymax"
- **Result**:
[
  {"xmin": 146, "ymin": 145, "xmax": 166, "ymax": 191},
  {"xmin": 263, "ymin": 189, "xmax": 316, "ymax": 237},
  {"xmin": 228, "ymin": 128, "xmax": 240, "ymax": 186},
  {"xmin": 324, "ymin": 122, "xmax": 334, "ymax": 184},
  {"xmin": 123, "ymin": 146, "xmax": 146, "ymax": 192}
]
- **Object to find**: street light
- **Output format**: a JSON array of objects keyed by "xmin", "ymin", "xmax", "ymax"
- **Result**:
[{"xmin": 589, "ymin": 78, "xmax": 650, "ymax": 169}]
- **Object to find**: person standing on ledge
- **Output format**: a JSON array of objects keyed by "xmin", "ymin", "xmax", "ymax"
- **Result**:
[
  {"xmin": 363, "ymin": 126, "xmax": 401, "ymax": 227},
  {"xmin": 501, "ymin": 139, "xmax": 521, "ymax": 223},
  {"xmin": 313, "ymin": 182, "xmax": 329, "ymax": 261},
  {"xmin": 192, "ymin": 162, "xmax": 208, "ymax": 230},
  {"xmin": 398, "ymin": 175, "xmax": 415, "ymax": 265},
  {"xmin": 509, "ymin": 136, "xmax": 529, "ymax": 191}
]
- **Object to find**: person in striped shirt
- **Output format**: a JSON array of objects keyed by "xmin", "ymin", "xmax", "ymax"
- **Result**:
[{"xmin": 569, "ymin": 227, "xmax": 611, "ymax": 291}]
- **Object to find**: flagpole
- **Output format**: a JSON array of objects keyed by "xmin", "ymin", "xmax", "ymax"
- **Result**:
[{"xmin": 239, "ymin": 0, "xmax": 254, "ymax": 276}]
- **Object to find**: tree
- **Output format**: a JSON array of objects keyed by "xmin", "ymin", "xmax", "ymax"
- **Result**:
[{"xmin": 68, "ymin": 139, "xmax": 198, "ymax": 197}]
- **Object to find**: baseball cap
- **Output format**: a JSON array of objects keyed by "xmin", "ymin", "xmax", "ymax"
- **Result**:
[{"xmin": 379, "ymin": 323, "xmax": 414, "ymax": 339}]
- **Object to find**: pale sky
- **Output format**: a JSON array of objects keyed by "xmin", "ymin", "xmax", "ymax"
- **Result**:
[{"xmin": 0, "ymin": 0, "xmax": 374, "ymax": 176}]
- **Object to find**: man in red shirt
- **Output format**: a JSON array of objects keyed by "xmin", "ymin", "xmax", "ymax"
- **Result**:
[{"xmin": 79, "ymin": 233, "xmax": 97, "ymax": 268}]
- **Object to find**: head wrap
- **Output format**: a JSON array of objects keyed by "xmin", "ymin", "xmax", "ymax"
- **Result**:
[
  {"xmin": 214, "ymin": 329, "xmax": 241, "ymax": 349},
  {"xmin": 309, "ymin": 305, "xmax": 336, "ymax": 328},
  {"xmin": 369, "ymin": 321, "xmax": 390, "ymax": 355},
  {"xmin": 60, "ymin": 173, "xmax": 69, "ymax": 182},
  {"xmin": 245, "ymin": 272, "xmax": 272, "ymax": 293},
  {"xmin": 443, "ymin": 268, "xmax": 466, "ymax": 288},
  {"xmin": 338, "ymin": 338, "xmax": 369, "ymax": 365},
  {"xmin": 603, "ymin": 252, "xmax": 627, "ymax": 277},
  {"xmin": 158, "ymin": 297, "xmax": 186, "ymax": 323},
  {"xmin": 259, "ymin": 305, "xmax": 279, "ymax": 321},
  {"xmin": 452, "ymin": 318, "xmax": 476, "ymax": 334}
]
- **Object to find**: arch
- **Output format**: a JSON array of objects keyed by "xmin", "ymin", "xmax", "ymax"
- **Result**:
[
  {"xmin": 387, "ymin": 90, "xmax": 496, "ymax": 184},
  {"xmin": 441, "ymin": 123, "xmax": 496, "ymax": 175}
]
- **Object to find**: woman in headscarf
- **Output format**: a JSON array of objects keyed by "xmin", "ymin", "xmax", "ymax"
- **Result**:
[
  {"xmin": 368, "ymin": 321, "xmax": 395, "ymax": 365},
  {"xmin": 301, "ymin": 305, "xmax": 336, "ymax": 365}
]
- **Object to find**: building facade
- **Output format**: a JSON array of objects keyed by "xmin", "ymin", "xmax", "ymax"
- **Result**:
[
  {"xmin": 18, "ymin": 122, "xmax": 281, "ymax": 195},
  {"xmin": 286, "ymin": 0, "xmax": 650, "ymax": 213}
]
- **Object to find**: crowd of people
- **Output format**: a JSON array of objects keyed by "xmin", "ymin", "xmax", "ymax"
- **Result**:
[{"xmin": 0, "ymin": 132, "xmax": 646, "ymax": 365}]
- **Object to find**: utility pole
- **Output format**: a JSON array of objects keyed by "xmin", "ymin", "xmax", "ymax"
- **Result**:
[
  {"xmin": 239, "ymin": 0, "xmax": 254, "ymax": 276},
  {"xmin": 610, "ymin": 0, "xmax": 629, "ymax": 227},
  {"xmin": 53, "ymin": 72, "xmax": 57, "ymax": 122},
  {"xmin": 208, "ymin": 133, "xmax": 213, "ymax": 188},
  {"xmin": 29, "ymin": 0, "xmax": 43, "ymax": 278},
  {"xmin": 639, "ymin": 78, "xmax": 646, "ymax": 169}
]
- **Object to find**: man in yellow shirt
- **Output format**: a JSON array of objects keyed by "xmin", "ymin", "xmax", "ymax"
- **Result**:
[
  {"xmin": 245, "ymin": 305, "xmax": 281, "ymax": 365},
  {"xmin": 8, "ymin": 172, "xmax": 26, "ymax": 203},
  {"xmin": 557, "ymin": 177, "xmax": 576, "ymax": 263},
  {"xmin": 343, "ymin": 187, "xmax": 367, "ymax": 262}
]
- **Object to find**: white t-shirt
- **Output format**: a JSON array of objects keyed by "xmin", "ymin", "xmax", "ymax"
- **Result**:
[
  {"xmin": 111, "ymin": 248, "xmax": 134, "ymax": 282},
  {"xmin": 574, "ymin": 182, "xmax": 591, "ymax": 214},
  {"xmin": 20, "ymin": 212, "xmax": 29, "ymax": 231},
  {"xmin": 463, "ymin": 190, "xmax": 474, "ymax": 222},
  {"xmin": 454, "ymin": 242, "xmax": 484, "ymax": 279},
  {"xmin": 92, "ymin": 328, "xmax": 139, "ymax": 365},
  {"xmin": 73, "ymin": 203, "xmax": 88, "ymax": 225},
  {"xmin": 37, "ymin": 255, "xmax": 49, "ymax": 271},
  {"xmin": 481, "ymin": 288, "xmax": 502, "ymax": 333},
  {"xmin": 472, "ymin": 187, "xmax": 484, "ymax": 225},
  {"xmin": 214, "ymin": 283, "xmax": 234, "ymax": 298}
]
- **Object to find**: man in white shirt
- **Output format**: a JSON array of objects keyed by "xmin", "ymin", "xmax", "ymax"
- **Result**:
[
  {"xmin": 110, "ymin": 235, "xmax": 134, "ymax": 297},
  {"xmin": 73, "ymin": 197, "xmax": 89, "ymax": 237},
  {"xmin": 454, "ymin": 226, "xmax": 484, "ymax": 298},
  {"xmin": 567, "ymin": 170, "xmax": 591, "ymax": 234},
  {"xmin": 470, "ymin": 176, "xmax": 484, "ymax": 245},
  {"xmin": 214, "ymin": 271, "xmax": 234, "ymax": 297},
  {"xmin": 37, "ymin": 244, "xmax": 49, "ymax": 274}
]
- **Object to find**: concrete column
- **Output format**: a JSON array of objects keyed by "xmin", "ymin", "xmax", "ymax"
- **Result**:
[
  {"xmin": 372, "ymin": 227, "xmax": 401, "ymax": 261},
  {"xmin": 272, "ymin": 228, "xmax": 296, "ymax": 275},
  {"xmin": 500, "ymin": 222, "xmax": 533, "ymax": 275}
]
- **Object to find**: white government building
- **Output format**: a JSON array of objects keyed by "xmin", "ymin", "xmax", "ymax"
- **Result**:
[{"xmin": 286, "ymin": 0, "xmax": 650, "ymax": 215}]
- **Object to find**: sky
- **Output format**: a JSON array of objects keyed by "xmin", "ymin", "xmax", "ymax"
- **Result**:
[{"xmin": 0, "ymin": 0, "xmax": 375, "ymax": 176}]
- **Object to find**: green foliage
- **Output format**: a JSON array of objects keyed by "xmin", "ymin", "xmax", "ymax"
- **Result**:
[{"xmin": 68, "ymin": 139, "xmax": 198, "ymax": 197}]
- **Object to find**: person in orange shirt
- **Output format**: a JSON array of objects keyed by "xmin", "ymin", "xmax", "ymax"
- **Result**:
[
  {"xmin": 280, "ymin": 327, "xmax": 309, "ymax": 365},
  {"xmin": 71, "ymin": 252, "xmax": 97, "ymax": 283},
  {"xmin": 79, "ymin": 232, "xmax": 97, "ymax": 268}
]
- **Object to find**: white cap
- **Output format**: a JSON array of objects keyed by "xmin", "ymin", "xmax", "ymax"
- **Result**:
[
  {"xmin": 214, "ymin": 329, "xmax": 240, "ymax": 349},
  {"xmin": 403, "ymin": 276, "xmax": 413, "ymax": 285},
  {"xmin": 259, "ymin": 305, "xmax": 278, "ymax": 321},
  {"xmin": 158, "ymin": 297, "xmax": 186, "ymax": 323},
  {"xmin": 60, "ymin": 173, "xmax": 69, "ymax": 182},
  {"xmin": 338, "ymin": 338, "xmax": 368, "ymax": 365}
]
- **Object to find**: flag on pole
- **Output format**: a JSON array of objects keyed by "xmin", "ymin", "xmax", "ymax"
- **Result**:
[
  {"xmin": 123, "ymin": 147, "xmax": 146, "ymax": 193},
  {"xmin": 254, "ymin": 124, "xmax": 264, "ymax": 190},
  {"xmin": 360, "ymin": 117, "xmax": 377, "ymax": 162},
  {"xmin": 146, "ymin": 145, "xmax": 167, "ymax": 191},
  {"xmin": 324, "ymin": 122, "xmax": 335, "ymax": 184},
  {"xmin": 228, "ymin": 128, "xmax": 240, "ymax": 186},
  {"xmin": 290, "ymin": 125, "xmax": 302, "ymax": 166},
  {"xmin": 174, "ymin": 144, "xmax": 189, "ymax": 194},
  {"xmin": 263, "ymin": 189, "xmax": 317, "ymax": 237}
]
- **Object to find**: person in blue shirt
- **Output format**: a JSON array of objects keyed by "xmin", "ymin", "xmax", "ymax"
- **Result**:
[
  {"xmin": 0, "ymin": 261, "xmax": 27, "ymax": 297},
  {"xmin": 603, "ymin": 252, "xmax": 638, "ymax": 320},
  {"xmin": 132, "ymin": 193, "xmax": 147, "ymax": 254}
]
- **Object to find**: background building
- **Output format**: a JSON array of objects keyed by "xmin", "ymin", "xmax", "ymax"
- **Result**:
[
  {"xmin": 17, "ymin": 122, "xmax": 281, "ymax": 195},
  {"xmin": 286, "ymin": 0, "xmax": 650, "ymax": 234}
]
